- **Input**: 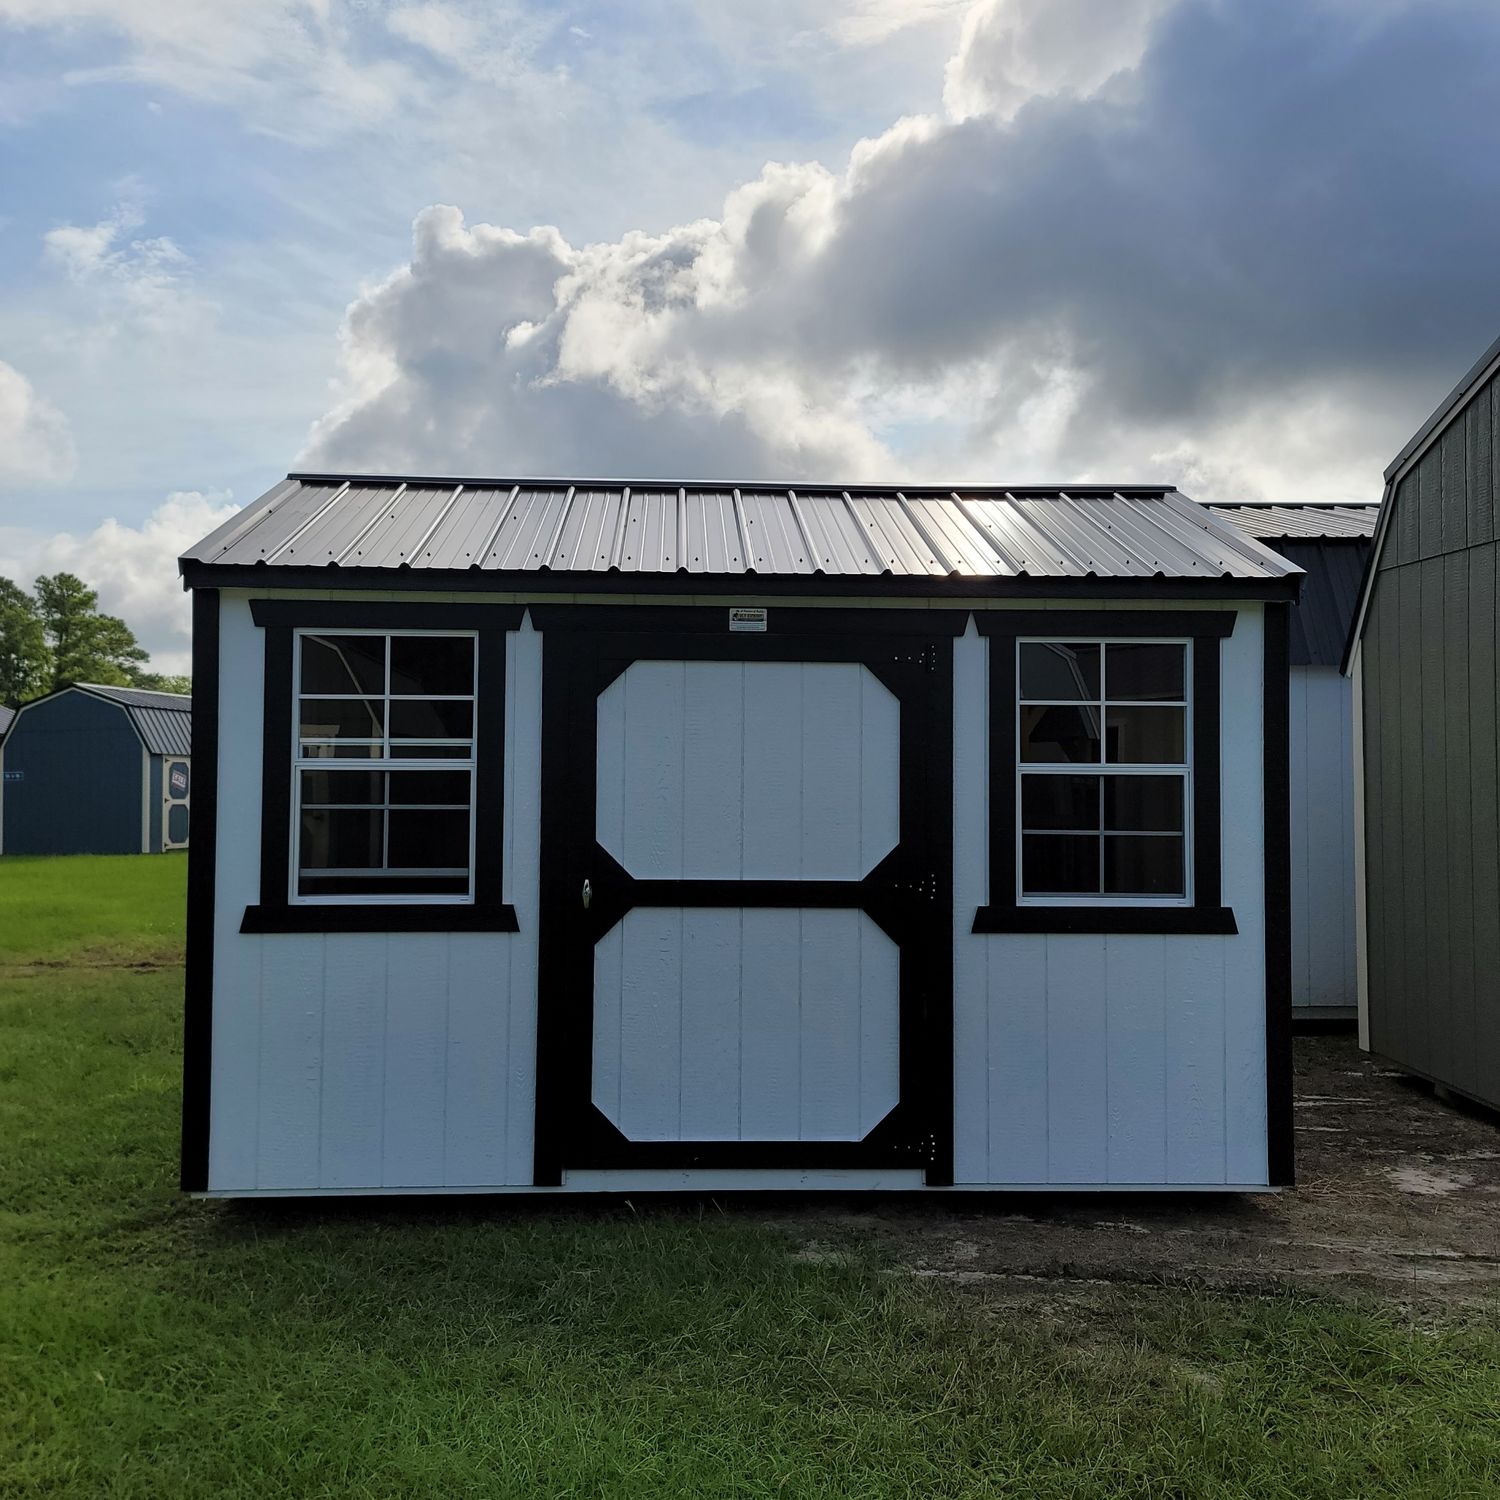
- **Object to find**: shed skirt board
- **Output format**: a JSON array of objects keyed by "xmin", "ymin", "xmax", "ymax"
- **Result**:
[{"xmin": 534, "ymin": 617, "xmax": 955, "ymax": 1184}]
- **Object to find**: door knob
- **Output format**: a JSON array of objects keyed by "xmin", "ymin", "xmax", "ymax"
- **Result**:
[{"xmin": 582, "ymin": 878, "xmax": 592, "ymax": 910}]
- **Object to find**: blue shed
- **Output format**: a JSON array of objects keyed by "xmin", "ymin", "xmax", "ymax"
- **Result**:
[{"xmin": 0, "ymin": 683, "xmax": 192, "ymax": 855}]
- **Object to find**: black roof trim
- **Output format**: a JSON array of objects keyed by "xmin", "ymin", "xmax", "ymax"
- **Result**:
[{"xmin": 178, "ymin": 558, "xmax": 1302, "ymax": 601}]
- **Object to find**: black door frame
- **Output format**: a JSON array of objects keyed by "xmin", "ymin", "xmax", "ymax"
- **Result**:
[{"xmin": 532, "ymin": 605, "xmax": 958, "ymax": 1186}]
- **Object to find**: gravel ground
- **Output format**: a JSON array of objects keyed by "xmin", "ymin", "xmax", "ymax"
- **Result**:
[{"xmin": 763, "ymin": 1034, "xmax": 1500, "ymax": 1308}]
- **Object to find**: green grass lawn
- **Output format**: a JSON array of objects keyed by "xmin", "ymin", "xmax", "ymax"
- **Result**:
[{"xmin": 3, "ymin": 856, "xmax": 1499, "ymax": 1497}]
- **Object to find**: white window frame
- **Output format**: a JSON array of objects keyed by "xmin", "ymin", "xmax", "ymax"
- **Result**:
[
  {"xmin": 1015, "ymin": 636, "xmax": 1194, "ymax": 908},
  {"xmin": 290, "ymin": 628, "xmax": 479, "ymax": 906}
]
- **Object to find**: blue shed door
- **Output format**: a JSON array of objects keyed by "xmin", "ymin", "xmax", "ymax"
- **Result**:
[{"xmin": 163, "ymin": 757, "xmax": 190, "ymax": 849}]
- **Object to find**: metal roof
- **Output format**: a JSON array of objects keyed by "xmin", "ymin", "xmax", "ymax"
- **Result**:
[
  {"xmin": 75, "ymin": 683, "xmax": 192, "ymax": 757},
  {"xmin": 0, "ymin": 704, "xmax": 13, "ymax": 740},
  {"xmin": 1207, "ymin": 502, "xmax": 1379, "ymax": 542},
  {"xmin": 181, "ymin": 474, "xmax": 1299, "ymax": 589}
]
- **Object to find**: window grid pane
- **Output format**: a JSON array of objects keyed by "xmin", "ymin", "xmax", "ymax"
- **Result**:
[
  {"xmin": 292, "ymin": 631, "xmax": 477, "ymax": 902},
  {"xmin": 1017, "ymin": 638, "xmax": 1192, "ymax": 902}
]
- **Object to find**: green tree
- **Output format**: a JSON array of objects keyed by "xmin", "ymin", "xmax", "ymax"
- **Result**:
[
  {"xmin": 131, "ymin": 671, "xmax": 192, "ymax": 695},
  {"xmin": 0, "ymin": 576, "xmax": 50, "ymax": 705},
  {"xmin": 33, "ymin": 572, "xmax": 148, "ymax": 690}
]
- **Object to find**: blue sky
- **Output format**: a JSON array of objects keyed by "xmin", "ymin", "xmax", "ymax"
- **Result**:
[{"xmin": 1, "ymin": 0, "xmax": 1497, "ymax": 669}]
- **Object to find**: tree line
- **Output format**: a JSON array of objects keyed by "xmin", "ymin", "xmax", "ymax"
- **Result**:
[{"xmin": 0, "ymin": 573, "xmax": 190, "ymax": 707}]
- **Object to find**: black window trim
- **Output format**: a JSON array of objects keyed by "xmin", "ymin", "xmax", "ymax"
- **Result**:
[
  {"xmin": 973, "ymin": 610, "xmax": 1238, "ymax": 935},
  {"xmin": 241, "ymin": 600, "xmax": 523, "ymax": 934}
]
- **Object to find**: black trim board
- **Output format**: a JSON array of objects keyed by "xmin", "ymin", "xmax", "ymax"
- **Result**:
[
  {"xmin": 532, "ymin": 612, "xmax": 955, "ymax": 1186},
  {"xmin": 249, "ymin": 600, "xmax": 524, "ymax": 932},
  {"xmin": 179, "ymin": 588, "xmax": 219, "ymax": 1192},
  {"xmin": 241, "ymin": 903, "xmax": 518, "ymax": 934},
  {"xmin": 184, "ymin": 560, "xmax": 1302, "ymax": 601},
  {"xmin": 1263, "ymin": 602, "xmax": 1295, "ymax": 1186},
  {"xmin": 973, "ymin": 609, "xmax": 1237, "ymax": 934}
]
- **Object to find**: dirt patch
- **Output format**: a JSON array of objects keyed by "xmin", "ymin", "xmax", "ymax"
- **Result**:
[{"xmin": 762, "ymin": 1035, "xmax": 1500, "ymax": 1308}]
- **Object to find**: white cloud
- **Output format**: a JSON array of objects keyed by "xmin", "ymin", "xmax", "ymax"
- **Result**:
[
  {"xmin": 942, "ymin": 0, "xmax": 1177, "ymax": 120},
  {"xmin": 302, "ymin": 0, "xmax": 1500, "ymax": 503},
  {"xmin": 0, "ymin": 491, "xmax": 238, "ymax": 671},
  {"xmin": 0, "ymin": 0, "xmax": 421, "ymax": 143},
  {"xmin": 43, "ymin": 198, "xmax": 197, "ymax": 332},
  {"xmin": 0, "ymin": 358, "xmax": 76, "ymax": 482}
]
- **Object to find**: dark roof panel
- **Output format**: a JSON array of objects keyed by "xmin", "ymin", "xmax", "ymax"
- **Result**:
[{"xmin": 181, "ymin": 474, "xmax": 1301, "ymax": 587}]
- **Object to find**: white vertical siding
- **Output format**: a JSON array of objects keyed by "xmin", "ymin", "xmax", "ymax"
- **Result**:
[
  {"xmin": 595, "ymin": 660, "xmax": 899, "ymax": 881},
  {"xmin": 207, "ymin": 598, "xmax": 541, "ymax": 1192},
  {"xmin": 206, "ymin": 591, "xmax": 1272, "ymax": 1196},
  {"xmin": 1288, "ymin": 666, "xmax": 1358, "ymax": 1010},
  {"xmin": 952, "ymin": 606, "xmax": 1270, "ymax": 1187},
  {"xmin": 591, "ymin": 907, "xmax": 899, "ymax": 1141}
]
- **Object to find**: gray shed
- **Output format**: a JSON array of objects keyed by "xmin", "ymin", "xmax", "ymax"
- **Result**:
[
  {"xmin": 176, "ymin": 473, "xmax": 1303, "ymax": 1198},
  {"xmin": 1348, "ymin": 331, "xmax": 1500, "ymax": 1111},
  {"xmin": 1211, "ymin": 502, "xmax": 1378, "ymax": 1018},
  {"xmin": 0, "ymin": 683, "xmax": 192, "ymax": 856}
]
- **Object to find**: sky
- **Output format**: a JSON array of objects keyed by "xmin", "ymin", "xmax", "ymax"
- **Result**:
[{"xmin": 1, "ymin": 0, "xmax": 1498, "ymax": 672}]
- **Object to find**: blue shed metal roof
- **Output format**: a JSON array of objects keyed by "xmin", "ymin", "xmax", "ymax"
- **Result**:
[
  {"xmin": 73, "ymin": 684, "xmax": 192, "ymax": 756},
  {"xmin": 180, "ymin": 474, "xmax": 1299, "ymax": 588}
]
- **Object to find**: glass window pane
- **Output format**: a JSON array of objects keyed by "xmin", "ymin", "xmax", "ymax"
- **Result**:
[
  {"xmin": 388, "ymin": 809, "xmax": 470, "ymax": 870},
  {"xmin": 1104, "ymin": 835, "xmax": 1185, "ymax": 896},
  {"xmin": 1104, "ymin": 775, "xmax": 1184, "ymax": 832},
  {"xmin": 299, "ymin": 742, "xmax": 384, "ymax": 759},
  {"xmin": 1021, "ymin": 774, "xmax": 1100, "ymax": 831},
  {"xmin": 1020, "ymin": 705, "xmax": 1102, "ymax": 764},
  {"xmin": 301, "ymin": 634, "xmax": 385, "ymax": 696},
  {"xmin": 1105, "ymin": 643, "xmax": 1185, "ymax": 702},
  {"xmin": 299, "ymin": 697, "xmax": 384, "ymax": 740},
  {"xmin": 388, "ymin": 698, "xmax": 474, "ymax": 740},
  {"xmin": 390, "ymin": 636, "xmax": 474, "ymax": 697},
  {"xmin": 300, "ymin": 807, "xmax": 383, "ymax": 871},
  {"xmin": 388, "ymin": 742, "xmax": 474, "ymax": 760},
  {"xmin": 1022, "ymin": 833, "xmax": 1100, "ymax": 895},
  {"xmin": 1103, "ymin": 706, "xmax": 1184, "ymax": 763},
  {"xmin": 300, "ymin": 769, "xmax": 385, "ymax": 807},
  {"xmin": 1020, "ymin": 642, "xmax": 1100, "ymax": 702},
  {"xmin": 388, "ymin": 770, "xmax": 471, "ymax": 806}
]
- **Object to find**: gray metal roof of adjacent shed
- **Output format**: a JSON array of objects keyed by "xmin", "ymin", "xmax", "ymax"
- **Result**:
[
  {"xmin": 0, "ymin": 704, "xmax": 13, "ymax": 739},
  {"xmin": 1206, "ymin": 502, "xmax": 1380, "ymax": 541},
  {"xmin": 74, "ymin": 683, "xmax": 192, "ymax": 756},
  {"xmin": 180, "ymin": 474, "xmax": 1299, "ymax": 586}
]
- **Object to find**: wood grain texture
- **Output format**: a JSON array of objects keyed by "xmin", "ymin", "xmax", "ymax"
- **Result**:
[
  {"xmin": 591, "ymin": 907, "xmax": 900, "ymax": 1142},
  {"xmin": 594, "ymin": 660, "xmax": 899, "ymax": 882}
]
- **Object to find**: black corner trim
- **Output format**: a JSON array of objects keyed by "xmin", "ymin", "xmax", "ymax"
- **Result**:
[
  {"xmin": 978, "ymin": 609, "xmax": 1236, "ymax": 935},
  {"xmin": 240, "ymin": 903, "xmax": 519, "ymax": 934},
  {"xmin": 252, "ymin": 599, "xmax": 518, "ymax": 930},
  {"xmin": 972, "ymin": 904, "xmax": 1238, "ymax": 935},
  {"xmin": 1263, "ymin": 601, "xmax": 1295, "ymax": 1186},
  {"xmin": 180, "ymin": 588, "xmax": 219, "ymax": 1192}
]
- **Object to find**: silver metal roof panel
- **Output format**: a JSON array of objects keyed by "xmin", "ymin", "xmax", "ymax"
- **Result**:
[
  {"xmin": 1208, "ymin": 502, "xmax": 1380, "ymax": 541},
  {"xmin": 181, "ymin": 475, "xmax": 1301, "ymax": 587}
]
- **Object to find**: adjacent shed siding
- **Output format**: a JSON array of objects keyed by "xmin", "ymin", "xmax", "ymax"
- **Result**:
[
  {"xmin": 1288, "ymin": 668, "xmax": 1357, "ymax": 1009},
  {"xmin": 952, "ymin": 604, "xmax": 1269, "ymax": 1187},
  {"xmin": 1363, "ymin": 363, "xmax": 1500, "ymax": 1109},
  {"xmin": 206, "ymin": 595, "xmax": 542, "ymax": 1192},
  {"xmin": 1, "ymin": 691, "xmax": 145, "ymax": 854}
]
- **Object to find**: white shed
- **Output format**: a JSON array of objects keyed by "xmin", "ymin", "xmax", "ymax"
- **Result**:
[{"xmin": 178, "ymin": 475, "xmax": 1300, "ymax": 1196}]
